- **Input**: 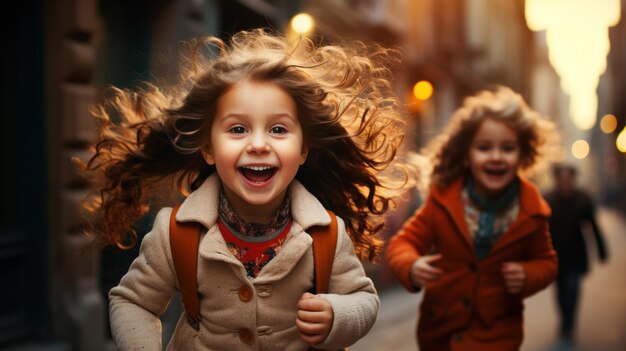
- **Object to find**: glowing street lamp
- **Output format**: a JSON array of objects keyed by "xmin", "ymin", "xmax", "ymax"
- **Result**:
[{"xmin": 413, "ymin": 80, "xmax": 433, "ymax": 101}]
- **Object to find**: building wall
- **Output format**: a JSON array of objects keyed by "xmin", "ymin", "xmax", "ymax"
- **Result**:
[
  {"xmin": 0, "ymin": 1, "xmax": 48, "ymax": 347},
  {"xmin": 44, "ymin": 0, "xmax": 104, "ymax": 348},
  {"xmin": 599, "ymin": 0, "xmax": 626, "ymax": 212}
]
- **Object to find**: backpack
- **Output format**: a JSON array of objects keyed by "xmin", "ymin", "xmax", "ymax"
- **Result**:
[{"xmin": 168, "ymin": 204, "xmax": 339, "ymax": 331}]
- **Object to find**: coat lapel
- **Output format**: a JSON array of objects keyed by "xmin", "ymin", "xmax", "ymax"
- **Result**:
[
  {"xmin": 175, "ymin": 173, "xmax": 221, "ymax": 229},
  {"xmin": 431, "ymin": 178, "xmax": 474, "ymax": 250},
  {"xmin": 177, "ymin": 174, "xmax": 332, "ymax": 282},
  {"xmin": 254, "ymin": 181, "xmax": 332, "ymax": 283},
  {"xmin": 199, "ymin": 226, "xmax": 245, "ymax": 268},
  {"xmin": 490, "ymin": 176, "xmax": 551, "ymax": 252},
  {"xmin": 430, "ymin": 176, "xmax": 551, "ymax": 255},
  {"xmin": 252, "ymin": 222, "xmax": 314, "ymax": 284}
]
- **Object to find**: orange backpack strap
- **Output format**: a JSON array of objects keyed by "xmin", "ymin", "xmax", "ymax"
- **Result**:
[
  {"xmin": 169, "ymin": 204, "xmax": 202, "ymax": 331},
  {"xmin": 309, "ymin": 211, "xmax": 339, "ymax": 294}
]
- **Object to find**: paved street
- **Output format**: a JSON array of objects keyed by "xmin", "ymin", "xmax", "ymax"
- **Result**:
[{"xmin": 351, "ymin": 208, "xmax": 626, "ymax": 351}]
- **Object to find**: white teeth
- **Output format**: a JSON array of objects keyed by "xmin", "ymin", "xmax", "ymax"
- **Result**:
[{"xmin": 242, "ymin": 166, "xmax": 273, "ymax": 171}]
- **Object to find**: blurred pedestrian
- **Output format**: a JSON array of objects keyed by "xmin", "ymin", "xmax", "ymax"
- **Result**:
[
  {"xmin": 544, "ymin": 163, "xmax": 608, "ymax": 341},
  {"xmin": 386, "ymin": 86, "xmax": 558, "ymax": 351}
]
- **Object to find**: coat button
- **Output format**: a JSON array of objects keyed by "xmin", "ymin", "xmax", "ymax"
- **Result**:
[
  {"xmin": 469, "ymin": 262, "xmax": 477, "ymax": 272},
  {"xmin": 239, "ymin": 328, "xmax": 254, "ymax": 344},
  {"xmin": 453, "ymin": 333, "xmax": 463, "ymax": 342},
  {"xmin": 239, "ymin": 286, "xmax": 253, "ymax": 302}
]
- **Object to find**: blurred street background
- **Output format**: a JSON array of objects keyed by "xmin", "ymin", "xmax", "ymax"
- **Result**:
[{"xmin": 2, "ymin": 0, "xmax": 625, "ymax": 350}]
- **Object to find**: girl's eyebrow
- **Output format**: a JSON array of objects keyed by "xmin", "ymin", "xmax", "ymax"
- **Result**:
[
  {"xmin": 219, "ymin": 113, "xmax": 247, "ymax": 119},
  {"xmin": 472, "ymin": 139, "xmax": 518, "ymax": 146},
  {"xmin": 270, "ymin": 113, "xmax": 297, "ymax": 121},
  {"xmin": 219, "ymin": 112, "xmax": 297, "ymax": 122},
  {"xmin": 219, "ymin": 112, "xmax": 295, "ymax": 119}
]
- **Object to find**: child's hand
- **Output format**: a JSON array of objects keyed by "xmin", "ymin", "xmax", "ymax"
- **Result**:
[
  {"xmin": 296, "ymin": 292, "xmax": 333, "ymax": 345},
  {"xmin": 502, "ymin": 262, "xmax": 526, "ymax": 294},
  {"xmin": 409, "ymin": 254, "xmax": 444, "ymax": 287}
]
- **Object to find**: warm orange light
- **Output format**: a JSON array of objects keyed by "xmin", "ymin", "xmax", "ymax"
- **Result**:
[
  {"xmin": 571, "ymin": 139, "xmax": 590, "ymax": 159},
  {"xmin": 600, "ymin": 114, "xmax": 618, "ymax": 133},
  {"xmin": 617, "ymin": 127, "xmax": 626, "ymax": 153},
  {"xmin": 413, "ymin": 81, "xmax": 433, "ymax": 101},
  {"xmin": 290, "ymin": 13, "xmax": 314, "ymax": 34},
  {"xmin": 525, "ymin": 0, "xmax": 621, "ymax": 130}
]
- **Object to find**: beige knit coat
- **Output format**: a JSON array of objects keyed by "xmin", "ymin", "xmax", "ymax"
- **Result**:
[{"xmin": 109, "ymin": 174, "xmax": 379, "ymax": 350}]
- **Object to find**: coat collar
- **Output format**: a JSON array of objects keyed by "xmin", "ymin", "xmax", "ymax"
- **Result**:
[
  {"xmin": 430, "ymin": 175, "xmax": 551, "ymax": 250},
  {"xmin": 175, "ymin": 173, "xmax": 329, "ymax": 281},
  {"xmin": 175, "ymin": 173, "xmax": 332, "ymax": 231}
]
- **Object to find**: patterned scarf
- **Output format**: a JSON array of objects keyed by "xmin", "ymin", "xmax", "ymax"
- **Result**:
[
  {"xmin": 466, "ymin": 175, "xmax": 519, "ymax": 259},
  {"xmin": 218, "ymin": 188, "xmax": 291, "ymax": 238}
]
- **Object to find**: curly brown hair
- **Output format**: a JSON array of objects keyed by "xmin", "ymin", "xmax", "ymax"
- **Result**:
[
  {"xmin": 77, "ymin": 29, "xmax": 407, "ymax": 262},
  {"xmin": 427, "ymin": 86, "xmax": 555, "ymax": 190}
]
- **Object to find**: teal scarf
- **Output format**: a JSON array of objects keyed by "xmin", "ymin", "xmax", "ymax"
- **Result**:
[{"xmin": 466, "ymin": 175, "xmax": 519, "ymax": 260}]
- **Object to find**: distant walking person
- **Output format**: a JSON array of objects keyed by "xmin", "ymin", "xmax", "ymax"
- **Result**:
[{"xmin": 544, "ymin": 163, "xmax": 608, "ymax": 341}]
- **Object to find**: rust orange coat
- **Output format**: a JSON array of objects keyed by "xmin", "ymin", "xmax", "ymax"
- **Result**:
[{"xmin": 386, "ymin": 176, "xmax": 557, "ymax": 351}]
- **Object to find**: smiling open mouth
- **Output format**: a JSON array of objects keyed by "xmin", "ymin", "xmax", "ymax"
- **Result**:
[
  {"xmin": 485, "ymin": 169, "xmax": 507, "ymax": 176},
  {"xmin": 239, "ymin": 166, "xmax": 278, "ymax": 183}
]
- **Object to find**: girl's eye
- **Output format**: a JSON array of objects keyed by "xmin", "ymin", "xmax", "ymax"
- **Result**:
[
  {"xmin": 502, "ymin": 145, "xmax": 517, "ymax": 152},
  {"xmin": 270, "ymin": 126, "xmax": 288, "ymax": 134},
  {"xmin": 476, "ymin": 144, "xmax": 491, "ymax": 151},
  {"xmin": 229, "ymin": 126, "xmax": 247, "ymax": 134}
]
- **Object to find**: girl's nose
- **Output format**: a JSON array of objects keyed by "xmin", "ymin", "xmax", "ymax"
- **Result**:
[
  {"xmin": 490, "ymin": 148, "xmax": 503, "ymax": 160},
  {"xmin": 247, "ymin": 132, "xmax": 270, "ymax": 153}
]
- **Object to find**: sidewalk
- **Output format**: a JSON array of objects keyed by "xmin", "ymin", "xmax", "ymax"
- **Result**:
[{"xmin": 351, "ymin": 208, "xmax": 626, "ymax": 351}]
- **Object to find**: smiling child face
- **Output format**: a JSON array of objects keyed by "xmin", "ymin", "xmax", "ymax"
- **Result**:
[
  {"xmin": 468, "ymin": 118, "xmax": 521, "ymax": 198},
  {"xmin": 202, "ymin": 80, "xmax": 308, "ymax": 222}
]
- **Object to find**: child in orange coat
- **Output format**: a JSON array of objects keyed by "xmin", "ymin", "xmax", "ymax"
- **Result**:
[{"xmin": 386, "ymin": 87, "xmax": 558, "ymax": 351}]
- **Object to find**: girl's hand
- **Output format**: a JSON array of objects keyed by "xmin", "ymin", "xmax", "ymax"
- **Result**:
[
  {"xmin": 296, "ymin": 292, "xmax": 333, "ymax": 345},
  {"xmin": 409, "ymin": 254, "xmax": 444, "ymax": 288},
  {"xmin": 502, "ymin": 262, "xmax": 526, "ymax": 294}
]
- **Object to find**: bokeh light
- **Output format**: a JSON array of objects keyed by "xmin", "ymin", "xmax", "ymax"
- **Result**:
[
  {"xmin": 412, "ymin": 81, "xmax": 433, "ymax": 101},
  {"xmin": 571, "ymin": 139, "xmax": 590, "ymax": 159},
  {"xmin": 600, "ymin": 114, "xmax": 618, "ymax": 133},
  {"xmin": 617, "ymin": 126, "xmax": 626, "ymax": 153},
  {"xmin": 290, "ymin": 13, "xmax": 314, "ymax": 34}
]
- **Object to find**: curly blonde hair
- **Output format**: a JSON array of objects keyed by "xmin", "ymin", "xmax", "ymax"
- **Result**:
[
  {"xmin": 427, "ymin": 86, "xmax": 555, "ymax": 189},
  {"xmin": 78, "ymin": 29, "xmax": 407, "ymax": 262}
]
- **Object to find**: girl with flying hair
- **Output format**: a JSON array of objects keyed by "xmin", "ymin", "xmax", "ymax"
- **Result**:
[
  {"xmin": 78, "ymin": 29, "xmax": 406, "ymax": 350},
  {"xmin": 386, "ymin": 86, "xmax": 558, "ymax": 351}
]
